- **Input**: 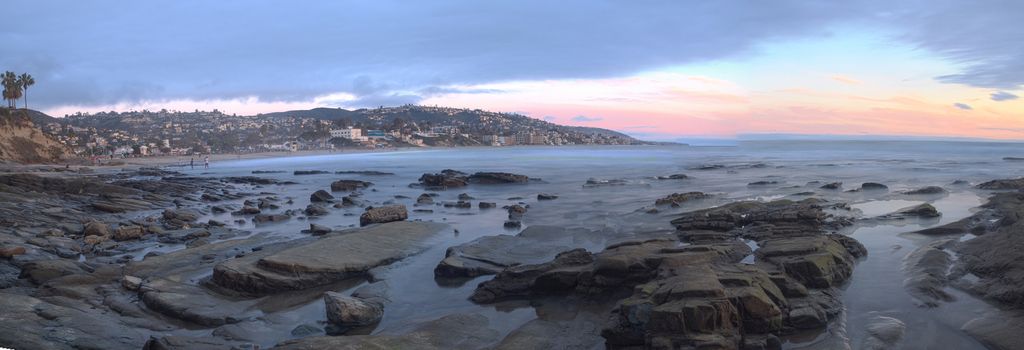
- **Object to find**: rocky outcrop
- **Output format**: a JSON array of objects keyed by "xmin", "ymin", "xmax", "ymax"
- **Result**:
[
  {"xmin": 861, "ymin": 182, "xmax": 888, "ymax": 190},
  {"xmin": 877, "ymin": 203, "xmax": 941, "ymax": 219},
  {"xmin": 359, "ymin": 205, "xmax": 408, "ymax": 226},
  {"xmin": 470, "ymin": 199, "xmax": 863, "ymax": 349},
  {"xmin": 212, "ymin": 222, "xmax": 445, "ymax": 294},
  {"xmin": 977, "ymin": 178, "xmax": 1024, "ymax": 190},
  {"xmin": 310, "ymin": 190, "xmax": 334, "ymax": 202}
]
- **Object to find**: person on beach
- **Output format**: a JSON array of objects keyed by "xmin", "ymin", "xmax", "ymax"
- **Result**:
[
  {"xmin": 204, "ymin": 155, "xmax": 209, "ymax": 169},
  {"xmin": 190, "ymin": 157, "xmax": 194, "ymax": 169}
]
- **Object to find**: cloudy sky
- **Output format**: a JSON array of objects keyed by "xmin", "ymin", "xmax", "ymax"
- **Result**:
[{"xmin": 3, "ymin": 1, "xmax": 1022, "ymax": 140}]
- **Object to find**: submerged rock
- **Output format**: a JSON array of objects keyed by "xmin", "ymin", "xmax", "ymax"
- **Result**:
[
  {"xmin": 861, "ymin": 182, "xmax": 889, "ymax": 190},
  {"xmin": 904, "ymin": 186, "xmax": 949, "ymax": 195},
  {"xmin": 467, "ymin": 172, "xmax": 529, "ymax": 184},
  {"xmin": 418, "ymin": 170, "xmax": 469, "ymax": 189},
  {"xmin": 977, "ymin": 178, "xmax": 1024, "ymax": 190},
  {"xmin": 537, "ymin": 193, "xmax": 558, "ymax": 200},
  {"xmin": 878, "ymin": 203, "xmax": 941, "ymax": 219},
  {"xmin": 310, "ymin": 190, "xmax": 335, "ymax": 202},
  {"xmin": 820, "ymin": 182, "xmax": 842, "ymax": 190},
  {"xmin": 434, "ymin": 226, "xmax": 579, "ymax": 278}
]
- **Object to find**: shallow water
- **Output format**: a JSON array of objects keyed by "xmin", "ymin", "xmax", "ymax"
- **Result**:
[{"xmin": 168, "ymin": 141, "xmax": 1024, "ymax": 347}]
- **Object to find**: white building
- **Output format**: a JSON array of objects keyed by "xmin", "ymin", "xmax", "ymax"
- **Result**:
[{"xmin": 330, "ymin": 127, "xmax": 367, "ymax": 141}]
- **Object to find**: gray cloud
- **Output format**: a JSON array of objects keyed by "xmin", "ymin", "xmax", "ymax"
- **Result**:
[
  {"xmin": 571, "ymin": 116, "xmax": 603, "ymax": 122},
  {"xmin": 954, "ymin": 102, "xmax": 973, "ymax": 110},
  {"xmin": 991, "ymin": 91, "xmax": 1019, "ymax": 101},
  {"xmin": 0, "ymin": 1, "xmax": 1020, "ymax": 110}
]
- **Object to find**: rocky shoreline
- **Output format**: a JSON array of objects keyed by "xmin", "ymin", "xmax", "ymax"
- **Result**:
[{"xmin": 1, "ymin": 164, "xmax": 1022, "ymax": 349}]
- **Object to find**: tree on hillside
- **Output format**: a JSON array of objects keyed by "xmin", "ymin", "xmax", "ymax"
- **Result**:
[
  {"xmin": 1, "ymin": 71, "xmax": 23, "ymax": 109},
  {"xmin": 18, "ymin": 73, "xmax": 34, "ymax": 109}
]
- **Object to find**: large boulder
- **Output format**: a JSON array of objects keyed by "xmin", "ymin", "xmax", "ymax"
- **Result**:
[
  {"xmin": 418, "ymin": 170, "xmax": 468, "ymax": 189},
  {"xmin": 83, "ymin": 221, "xmax": 111, "ymax": 236},
  {"xmin": 655, "ymin": 192, "xmax": 709, "ymax": 206},
  {"xmin": 359, "ymin": 205, "xmax": 408, "ymax": 226},
  {"xmin": 324, "ymin": 292, "xmax": 384, "ymax": 327}
]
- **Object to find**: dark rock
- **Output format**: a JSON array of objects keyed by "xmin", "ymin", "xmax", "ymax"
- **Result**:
[
  {"xmin": 468, "ymin": 172, "xmax": 529, "ymax": 184},
  {"xmin": 294, "ymin": 170, "xmax": 330, "ymax": 175},
  {"xmin": 416, "ymin": 193, "xmax": 434, "ymax": 204},
  {"xmin": 0, "ymin": 245, "xmax": 26, "ymax": 258},
  {"xmin": 656, "ymin": 174, "xmax": 689, "ymax": 180},
  {"xmin": 418, "ymin": 170, "xmax": 469, "ymax": 189},
  {"xmin": 861, "ymin": 182, "xmax": 889, "ymax": 190},
  {"xmin": 977, "ymin": 177, "xmax": 1024, "ymax": 189},
  {"xmin": 232, "ymin": 206, "xmax": 261, "ymax": 215},
  {"xmin": 359, "ymin": 205, "xmax": 408, "ymax": 226},
  {"xmin": 331, "ymin": 179, "xmax": 372, "ymax": 192},
  {"xmin": 479, "ymin": 202, "xmax": 496, "ymax": 209},
  {"xmin": 253, "ymin": 214, "xmax": 290, "ymax": 224},
  {"xmin": 905, "ymin": 186, "xmax": 949, "ymax": 195},
  {"xmin": 748, "ymin": 181, "xmax": 779, "ymax": 186},
  {"xmin": 655, "ymin": 192, "xmax": 709, "ymax": 206},
  {"xmin": 310, "ymin": 190, "xmax": 335, "ymax": 202},
  {"xmin": 537, "ymin": 193, "xmax": 558, "ymax": 200},
  {"xmin": 504, "ymin": 220, "xmax": 522, "ymax": 229},
  {"xmin": 820, "ymin": 182, "xmax": 842, "ymax": 190},
  {"xmin": 458, "ymin": 193, "xmax": 474, "ymax": 200},
  {"xmin": 113, "ymin": 225, "xmax": 145, "ymax": 241},
  {"xmin": 83, "ymin": 221, "xmax": 111, "ymax": 236},
  {"xmin": 507, "ymin": 205, "xmax": 528, "ymax": 219},
  {"xmin": 305, "ymin": 204, "xmax": 329, "ymax": 216},
  {"xmin": 443, "ymin": 201, "xmax": 472, "ymax": 208},
  {"xmin": 878, "ymin": 203, "xmax": 941, "ymax": 219},
  {"xmin": 306, "ymin": 224, "xmax": 332, "ymax": 235}
]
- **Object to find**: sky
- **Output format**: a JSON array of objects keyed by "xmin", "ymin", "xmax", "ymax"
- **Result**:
[{"xmin": 1, "ymin": 1, "xmax": 1022, "ymax": 140}]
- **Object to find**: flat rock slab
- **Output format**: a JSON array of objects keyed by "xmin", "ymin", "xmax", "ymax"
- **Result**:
[
  {"xmin": 140, "ymin": 277, "xmax": 260, "ymax": 327},
  {"xmin": 214, "ymin": 221, "xmax": 446, "ymax": 294},
  {"xmin": 434, "ymin": 225, "xmax": 588, "ymax": 278}
]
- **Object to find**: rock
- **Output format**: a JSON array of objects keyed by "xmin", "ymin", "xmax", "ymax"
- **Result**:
[
  {"xmin": 583, "ymin": 178, "xmax": 629, "ymax": 187},
  {"xmin": 977, "ymin": 178, "xmax": 1024, "ymax": 190},
  {"xmin": 113, "ymin": 225, "xmax": 145, "ymax": 241},
  {"xmin": 862, "ymin": 316, "xmax": 905, "ymax": 350},
  {"xmin": 139, "ymin": 277, "xmax": 259, "ymax": 326},
  {"xmin": 468, "ymin": 172, "xmax": 529, "ymax": 184},
  {"xmin": 0, "ymin": 245, "xmax": 26, "ymax": 258},
  {"xmin": 435, "ymin": 227, "xmax": 577, "ymax": 278},
  {"xmin": 212, "ymin": 222, "xmax": 445, "ymax": 294},
  {"xmin": 417, "ymin": 193, "xmax": 434, "ymax": 204},
  {"xmin": 504, "ymin": 220, "xmax": 522, "ymax": 229},
  {"xmin": 143, "ymin": 335, "xmax": 254, "ymax": 350},
  {"xmin": 359, "ymin": 205, "xmax": 408, "ymax": 226},
  {"xmin": 163, "ymin": 208, "xmax": 201, "ymax": 222},
  {"xmin": 83, "ymin": 221, "xmax": 111, "ymax": 236},
  {"xmin": 324, "ymin": 292, "xmax": 384, "ymax": 327},
  {"xmin": 83, "ymin": 234, "xmax": 109, "ymax": 245},
  {"xmin": 479, "ymin": 202, "xmax": 496, "ymax": 209},
  {"xmin": 19, "ymin": 259, "xmax": 89, "ymax": 284},
  {"xmin": 291, "ymin": 324, "xmax": 324, "ymax": 337},
  {"xmin": 294, "ymin": 170, "xmax": 330, "ymax": 175},
  {"xmin": 418, "ymin": 170, "xmax": 469, "ymax": 189},
  {"xmin": 962, "ymin": 311, "xmax": 1024, "ymax": 350},
  {"xmin": 232, "ymin": 205, "xmax": 261, "ymax": 215},
  {"xmin": 305, "ymin": 204, "xmax": 329, "ymax": 216},
  {"xmin": 306, "ymin": 223, "xmax": 332, "ymax": 235},
  {"xmin": 748, "ymin": 180, "xmax": 779, "ymax": 186},
  {"xmin": 443, "ymin": 201, "xmax": 472, "ymax": 208},
  {"xmin": 820, "ymin": 182, "xmax": 842, "ymax": 190},
  {"xmin": 253, "ymin": 213, "xmax": 290, "ymax": 224},
  {"xmin": 905, "ymin": 186, "xmax": 949, "ymax": 195},
  {"xmin": 507, "ymin": 204, "xmax": 528, "ymax": 219},
  {"xmin": 273, "ymin": 313, "xmax": 500, "ymax": 350},
  {"xmin": 861, "ymin": 182, "xmax": 889, "ymax": 190},
  {"xmin": 656, "ymin": 174, "xmax": 689, "ymax": 180},
  {"xmin": 331, "ymin": 179, "xmax": 372, "ymax": 192},
  {"xmin": 879, "ymin": 203, "xmax": 941, "ymax": 219},
  {"xmin": 310, "ymin": 189, "xmax": 335, "ymax": 202},
  {"xmin": 122, "ymin": 275, "xmax": 143, "ymax": 290},
  {"xmin": 655, "ymin": 192, "xmax": 709, "ymax": 206},
  {"xmin": 458, "ymin": 193, "xmax": 474, "ymax": 200},
  {"xmin": 537, "ymin": 193, "xmax": 558, "ymax": 200}
]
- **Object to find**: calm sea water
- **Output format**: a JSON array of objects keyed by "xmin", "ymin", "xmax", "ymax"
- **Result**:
[{"xmin": 172, "ymin": 141, "xmax": 1023, "ymax": 348}]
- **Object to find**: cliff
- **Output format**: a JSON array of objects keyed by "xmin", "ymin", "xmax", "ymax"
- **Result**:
[{"xmin": 0, "ymin": 109, "xmax": 69, "ymax": 164}]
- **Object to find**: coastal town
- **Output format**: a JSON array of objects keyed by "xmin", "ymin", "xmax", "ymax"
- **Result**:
[{"xmin": 33, "ymin": 105, "xmax": 639, "ymax": 157}]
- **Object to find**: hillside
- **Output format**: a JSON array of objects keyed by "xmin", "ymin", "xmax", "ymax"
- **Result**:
[
  {"xmin": 260, "ymin": 106, "xmax": 636, "ymax": 140},
  {"xmin": 0, "ymin": 109, "xmax": 69, "ymax": 164}
]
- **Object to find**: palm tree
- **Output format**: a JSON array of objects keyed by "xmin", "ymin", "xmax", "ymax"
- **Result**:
[
  {"xmin": 2, "ymin": 71, "xmax": 22, "ymax": 109},
  {"xmin": 18, "ymin": 73, "xmax": 34, "ymax": 109}
]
